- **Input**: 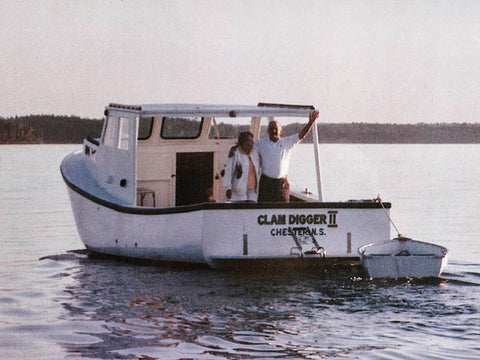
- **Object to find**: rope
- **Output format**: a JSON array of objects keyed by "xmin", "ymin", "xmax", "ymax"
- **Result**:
[{"xmin": 376, "ymin": 194, "xmax": 403, "ymax": 238}]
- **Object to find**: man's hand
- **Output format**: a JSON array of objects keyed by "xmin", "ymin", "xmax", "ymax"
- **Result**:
[{"xmin": 309, "ymin": 110, "xmax": 319, "ymax": 123}]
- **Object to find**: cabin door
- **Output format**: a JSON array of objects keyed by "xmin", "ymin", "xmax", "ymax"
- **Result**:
[{"xmin": 175, "ymin": 152, "xmax": 214, "ymax": 206}]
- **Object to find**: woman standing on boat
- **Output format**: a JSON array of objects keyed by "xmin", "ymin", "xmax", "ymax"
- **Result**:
[
  {"xmin": 223, "ymin": 131, "xmax": 261, "ymax": 202},
  {"xmin": 255, "ymin": 110, "xmax": 319, "ymax": 202}
]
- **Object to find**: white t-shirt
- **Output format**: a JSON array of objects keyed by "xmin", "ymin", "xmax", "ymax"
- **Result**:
[{"xmin": 254, "ymin": 134, "xmax": 300, "ymax": 178}]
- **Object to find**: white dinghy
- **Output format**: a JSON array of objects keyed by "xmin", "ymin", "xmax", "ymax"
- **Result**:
[
  {"xmin": 358, "ymin": 198, "xmax": 448, "ymax": 279},
  {"xmin": 358, "ymin": 237, "xmax": 448, "ymax": 279}
]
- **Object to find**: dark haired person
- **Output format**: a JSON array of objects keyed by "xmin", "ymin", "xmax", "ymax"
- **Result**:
[
  {"xmin": 223, "ymin": 131, "xmax": 260, "ymax": 202},
  {"xmin": 255, "ymin": 110, "xmax": 319, "ymax": 202}
]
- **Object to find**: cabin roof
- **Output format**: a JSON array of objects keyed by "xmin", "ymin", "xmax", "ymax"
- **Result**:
[{"xmin": 106, "ymin": 102, "xmax": 315, "ymax": 118}]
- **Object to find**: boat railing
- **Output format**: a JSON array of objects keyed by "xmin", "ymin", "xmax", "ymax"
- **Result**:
[{"xmin": 83, "ymin": 136, "xmax": 100, "ymax": 160}]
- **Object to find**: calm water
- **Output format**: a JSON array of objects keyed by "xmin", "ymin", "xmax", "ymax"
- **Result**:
[{"xmin": 1, "ymin": 144, "xmax": 479, "ymax": 359}]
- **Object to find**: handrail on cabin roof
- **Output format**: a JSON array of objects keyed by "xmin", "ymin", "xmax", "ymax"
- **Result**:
[{"xmin": 106, "ymin": 102, "xmax": 316, "ymax": 118}]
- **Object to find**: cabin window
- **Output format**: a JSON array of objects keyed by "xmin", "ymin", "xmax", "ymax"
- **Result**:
[
  {"xmin": 118, "ymin": 117, "xmax": 130, "ymax": 150},
  {"xmin": 138, "ymin": 117, "xmax": 153, "ymax": 140},
  {"xmin": 161, "ymin": 117, "xmax": 203, "ymax": 139},
  {"xmin": 208, "ymin": 117, "xmax": 250, "ymax": 139},
  {"xmin": 103, "ymin": 116, "xmax": 117, "ymax": 147}
]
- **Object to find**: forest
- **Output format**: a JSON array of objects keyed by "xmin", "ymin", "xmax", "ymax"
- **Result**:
[
  {"xmin": 1, "ymin": 114, "xmax": 480, "ymax": 144},
  {"xmin": 0, "ymin": 115, "xmax": 103, "ymax": 144}
]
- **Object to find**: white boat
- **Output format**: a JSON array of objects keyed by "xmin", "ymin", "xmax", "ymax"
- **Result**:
[
  {"xmin": 61, "ymin": 102, "xmax": 393, "ymax": 270},
  {"xmin": 358, "ymin": 237, "xmax": 448, "ymax": 279}
]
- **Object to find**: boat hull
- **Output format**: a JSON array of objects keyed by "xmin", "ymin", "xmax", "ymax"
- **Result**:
[
  {"xmin": 61, "ymin": 151, "xmax": 392, "ymax": 269},
  {"xmin": 358, "ymin": 238, "xmax": 448, "ymax": 279},
  {"xmin": 67, "ymin": 188, "xmax": 206, "ymax": 263},
  {"xmin": 64, "ymin": 186, "xmax": 392, "ymax": 269}
]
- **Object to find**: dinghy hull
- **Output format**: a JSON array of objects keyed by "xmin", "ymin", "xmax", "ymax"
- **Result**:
[{"xmin": 358, "ymin": 237, "xmax": 448, "ymax": 279}]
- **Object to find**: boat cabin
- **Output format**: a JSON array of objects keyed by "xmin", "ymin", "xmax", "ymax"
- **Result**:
[{"xmin": 82, "ymin": 103, "xmax": 318, "ymax": 208}]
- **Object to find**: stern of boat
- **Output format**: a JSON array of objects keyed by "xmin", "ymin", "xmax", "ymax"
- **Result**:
[{"xmin": 201, "ymin": 202, "xmax": 391, "ymax": 269}]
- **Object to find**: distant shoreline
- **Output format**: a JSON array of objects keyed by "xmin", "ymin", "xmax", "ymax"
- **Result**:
[{"xmin": 1, "ymin": 115, "xmax": 480, "ymax": 144}]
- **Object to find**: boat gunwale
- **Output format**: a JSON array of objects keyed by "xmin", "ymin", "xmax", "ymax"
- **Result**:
[
  {"xmin": 61, "ymin": 163, "xmax": 392, "ymax": 215},
  {"xmin": 358, "ymin": 238, "xmax": 448, "ymax": 257}
]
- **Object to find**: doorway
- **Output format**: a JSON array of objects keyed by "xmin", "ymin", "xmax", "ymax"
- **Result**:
[{"xmin": 175, "ymin": 152, "xmax": 214, "ymax": 206}]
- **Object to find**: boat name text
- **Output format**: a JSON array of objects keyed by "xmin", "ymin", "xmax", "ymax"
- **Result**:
[{"xmin": 257, "ymin": 211, "xmax": 338, "ymax": 227}]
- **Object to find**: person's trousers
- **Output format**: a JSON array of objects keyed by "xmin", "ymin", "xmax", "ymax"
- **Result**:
[{"xmin": 258, "ymin": 174, "xmax": 289, "ymax": 202}]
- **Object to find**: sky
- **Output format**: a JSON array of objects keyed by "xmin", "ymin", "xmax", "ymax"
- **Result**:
[{"xmin": 2, "ymin": 0, "xmax": 480, "ymax": 123}]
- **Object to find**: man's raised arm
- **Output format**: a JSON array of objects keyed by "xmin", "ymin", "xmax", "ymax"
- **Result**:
[{"xmin": 299, "ymin": 110, "xmax": 319, "ymax": 140}]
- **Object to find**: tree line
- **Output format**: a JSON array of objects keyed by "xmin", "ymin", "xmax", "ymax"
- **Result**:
[
  {"xmin": 288, "ymin": 122, "xmax": 480, "ymax": 143},
  {"xmin": 0, "ymin": 115, "xmax": 103, "ymax": 143},
  {"xmin": 1, "ymin": 114, "xmax": 480, "ymax": 144}
]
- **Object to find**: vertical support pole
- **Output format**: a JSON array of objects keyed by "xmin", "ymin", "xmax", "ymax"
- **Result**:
[
  {"xmin": 311, "ymin": 120, "xmax": 324, "ymax": 201},
  {"xmin": 347, "ymin": 232, "xmax": 352, "ymax": 253}
]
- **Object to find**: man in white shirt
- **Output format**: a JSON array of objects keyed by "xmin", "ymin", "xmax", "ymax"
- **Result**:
[{"xmin": 255, "ymin": 110, "xmax": 319, "ymax": 202}]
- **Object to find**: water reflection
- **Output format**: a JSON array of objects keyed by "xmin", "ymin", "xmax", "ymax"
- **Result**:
[{"xmin": 55, "ymin": 253, "xmax": 479, "ymax": 360}]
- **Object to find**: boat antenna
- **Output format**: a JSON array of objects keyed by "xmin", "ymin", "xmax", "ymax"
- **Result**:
[{"xmin": 376, "ymin": 194, "xmax": 403, "ymax": 238}]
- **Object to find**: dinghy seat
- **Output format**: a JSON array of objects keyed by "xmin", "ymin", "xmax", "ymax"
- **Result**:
[{"xmin": 395, "ymin": 250, "xmax": 411, "ymax": 256}]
